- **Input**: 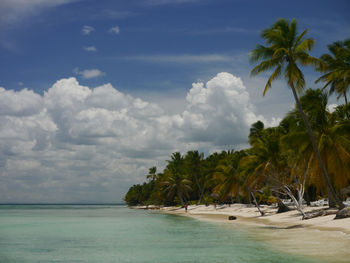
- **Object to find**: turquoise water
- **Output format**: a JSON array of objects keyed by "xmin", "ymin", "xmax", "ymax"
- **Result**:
[{"xmin": 0, "ymin": 205, "xmax": 319, "ymax": 263}]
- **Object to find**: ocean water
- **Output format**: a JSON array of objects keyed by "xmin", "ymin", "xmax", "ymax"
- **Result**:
[{"xmin": 0, "ymin": 205, "xmax": 320, "ymax": 263}]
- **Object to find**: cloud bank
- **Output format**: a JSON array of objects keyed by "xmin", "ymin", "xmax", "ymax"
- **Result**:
[{"xmin": 0, "ymin": 72, "xmax": 276, "ymax": 203}]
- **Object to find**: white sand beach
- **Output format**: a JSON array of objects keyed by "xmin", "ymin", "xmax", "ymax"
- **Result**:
[{"xmin": 156, "ymin": 204, "xmax": 350, "ymax": 262}]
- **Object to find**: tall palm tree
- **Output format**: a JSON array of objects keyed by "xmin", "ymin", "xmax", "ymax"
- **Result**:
[
  {"xmin": 316, "ymin": 39, "xmax": 350, "ymax": 106},
  {"xmin": 281, "ymin": 89, "xmax": 350, "ymax": 205},
  {"xmin": 239, "ymin": 126, "xmax": 291, "ymax": 215},
  {"xmin": 184, "ymin": 151, "xmax": 205, "ymax": 204},
  {"xmin": 161, "ymin": 152, "xmax": 192, "ymax": 205},
  {"xmin": 212, "ymin": 150, "xmax": 246, "ymax": 204},
  {"xmin": 250, "ymin": 18, "xmax": 344, "ymax": 208},
  {"xmin": 161, "ymin": 171, "xmax": 192, "ymax": 205}
]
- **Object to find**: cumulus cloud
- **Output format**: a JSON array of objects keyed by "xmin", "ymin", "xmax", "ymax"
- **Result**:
[
  {"xmin": 109, "ymin": 26, "xmax": 120, "ymax": 35},
  {"xmin": 0, "ymin": 72, "xmax": 277, "ymax": 203},
  {"xmin": 83, "ymin": 46, "xmax": 97, "ymax": 52},
  {"xmin": 81, "ymin": 25, "xmax": 95, "ymax": 35},
  {"xmin": 73, "ymin": 68, "xmax": 105, "ymax": 79}
]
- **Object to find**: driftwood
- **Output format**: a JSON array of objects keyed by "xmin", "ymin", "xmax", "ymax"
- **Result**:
[
  {"xmin": 277, "ymin": 198, "xmax": 291, "ymax": 213},
  {"xmin": 334, "ymin": 207, "xmax": 350, "ymax": 219},
  {"xmin": 303, "ymin": 209, "xmax": 338, "ymax": 220},
  {"xmin": 251, "ymin": 191, "xmax": 265, "ymax": 216},
  {"xmin": 282, "ymin": 183, "xmax": 307, "ymax": 219}
]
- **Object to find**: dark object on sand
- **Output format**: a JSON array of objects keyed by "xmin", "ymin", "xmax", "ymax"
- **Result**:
[
  {"xmin": 277, "ymin": 198, "xmax": 291, "ymax": 213},
  {"xmin": 334, "ymin": 207, "xmax": 350, "ymax": 219},
  {"xmin": 228, "ymin": 216, "xmax": 237, "ymax": 220},
  {"xmin": 303, "ymin": 208, "xmax": 338, "ymax": 220}
]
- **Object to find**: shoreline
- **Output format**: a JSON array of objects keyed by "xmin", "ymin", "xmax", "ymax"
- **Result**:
[
  {"xmin": 135, "ymin": 204, "xmax": 350, "ymax": 262},
  {"xmin": 159, "ymin": 204, "xmax": 350, "ymax": 234}
]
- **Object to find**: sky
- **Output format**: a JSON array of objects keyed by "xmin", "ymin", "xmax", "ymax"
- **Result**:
[{"xmin": 0, "ymin": 0, "xmax": 349, "ymax": 203}]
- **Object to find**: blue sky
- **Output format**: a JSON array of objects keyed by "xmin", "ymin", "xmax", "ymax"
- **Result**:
[
  {"xmin": 0, "ymin": 0, "xmax": 349, "ymax": 203},
  {"xmin": 2, "ymin": 0, "xmax": 349, "ymax": 95}
]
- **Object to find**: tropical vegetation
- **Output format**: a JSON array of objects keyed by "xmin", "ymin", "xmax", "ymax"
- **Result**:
[{"xmin": 124, "ymin": 19, "xmax": 350, "ymax": 212}]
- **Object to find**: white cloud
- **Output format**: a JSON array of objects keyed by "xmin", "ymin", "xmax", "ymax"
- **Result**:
[
  {"xmin": 81, "ymin": 25, "xmax": 95, "ymax": 35},
  {"xmin": 109, "ymin": 26, "xmax": 120, "ymax": 35},
  {"xmin": 0, "ymin": 87, "xmax": 43, "ymax": 116},
  {"xmin": 0, "ymin": 72, "xmax": 278, "ymax": 203},
  {"xmin": 74, "ymin": 68, "xmax": 105, "ymax": 79},
  {"xmin": 327, "ymin": 103, "xmax": 338, "ymax": 113},
  {"xmin": 83, "ymin": 46, "xmax": 97, "ymax": 52}
]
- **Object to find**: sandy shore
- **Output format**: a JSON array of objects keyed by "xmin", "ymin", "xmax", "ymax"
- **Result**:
[{"xmin": 153, "ymin": 204, "xmax": 350, "ymax": 262}]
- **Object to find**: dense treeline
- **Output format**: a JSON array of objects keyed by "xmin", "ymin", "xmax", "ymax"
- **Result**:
[{"xmin": 124, "ymin": 19, "xmax": 350, "ymax": 210}]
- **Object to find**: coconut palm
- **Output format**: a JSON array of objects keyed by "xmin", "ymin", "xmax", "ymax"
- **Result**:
[
  {"xmin": 212, "ymin": 150, "xmax": 246, "ymax": 204},
  {"xmin": 281, "ymin": 89, "xmax": 350, "ymax": 206},
  {"xmin": 316, "ymin": 39, "xmax": 350, "ymax": 106},
  {"xmin": 146, "ymin": 166, "xmax": 157, "ymax": 181},
  {"xmin": 161, "ymin": 152, "xmax": 192, "ymax": 205},
  {"xmin": 250, "ymin": 18, "xmax": 344, "ymax": 208},
  {"xmin": 239, "ymin": 126, "xmax": 291, "ymax": 215},
  {"xmin": 161, "ymin": 170, "xmax": 192, "ymax": 205},
  {"xmin": 184, "ymin": 151, "xmax": 205, "ymax": 204}
]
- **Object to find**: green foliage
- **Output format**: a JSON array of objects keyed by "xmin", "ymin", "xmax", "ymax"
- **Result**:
[{"xmin": 124, "ymin": 19, "xmax": 350, "ymax": 207}]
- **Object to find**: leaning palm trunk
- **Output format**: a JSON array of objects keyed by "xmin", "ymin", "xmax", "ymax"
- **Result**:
[{"xmin": 290, "ymin": 84, "xmax": 344, "ymax": 209}]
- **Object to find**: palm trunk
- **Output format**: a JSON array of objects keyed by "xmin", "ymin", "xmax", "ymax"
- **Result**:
[
  {"xmin": 193, "ymin": 174, "xmax": 204, "ymax": 205},
  {"xmin": 247, "ymin": 186, "xmax": 252, "ymax": 204},
  {"xmin": 344, "ymin": 92, "xmax": 349, "ymax": 120},
  {"xmin": 178, "ymin": 191, "xmax": 185, "ymax": 206},
  {"xmin": 290, "ymin": 84, "xmax": 344, "ymax": 209},
  {"xmin": 344, "ymin": 91, "xmax": 348, "ymax": 105},
  {"xmin": 235, "ymin": 185, "xmax": 240, "ymax": 203}
]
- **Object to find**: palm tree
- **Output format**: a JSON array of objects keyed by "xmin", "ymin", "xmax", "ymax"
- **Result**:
[
  {"xmin": 161, "ymin": 170, "xmax": 192, "ymax": 205},
  {"xmin": 316, "ymin": 39, "xmax": 350, "ymax": 106},
  {"xmin": 281, "ymin": 89, "xmax": 350, "ymax": 206},
  {"xmin": 161, "ymin": 152, "xmax": 192, "ymax": 205},
  {"xmin": 212, "ymin": 150, "xmax": 246, "ymax": 204},
  {"xmin": 184, "ymin": 151, "xmax": 205, "ymax": 204},
  {"xmin": 146, "ymin": 166, "xmax": 157, "ymax": 181},
  {"xmin": 250, "ymin": 18, "xmax": 344, "ymax": 208}
]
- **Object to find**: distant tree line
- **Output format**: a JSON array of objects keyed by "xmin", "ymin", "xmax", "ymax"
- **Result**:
[{"xmin": 125, "ymin": 19, "xmax": 350, "ymax": 210}]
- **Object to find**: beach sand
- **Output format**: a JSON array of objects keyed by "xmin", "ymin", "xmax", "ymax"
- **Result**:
[{"xmin": 156, "ymin": 204, "xmax": 350, "ymax": 262}]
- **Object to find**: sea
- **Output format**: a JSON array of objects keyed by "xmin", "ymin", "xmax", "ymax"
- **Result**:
[{"xmin": 0, "ymin": 205, "xmax": 324, "ymax": 263}]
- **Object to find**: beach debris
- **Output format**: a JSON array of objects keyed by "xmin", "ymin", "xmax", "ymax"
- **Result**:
[
  {"xmin": 304, "ymin": 208, "xmax": 338, "ymax": 220},
  {"xmin": 250, "ymin": 191, "xmax": 265, "ymax": 216},
  {"xmin": 334, "ymin": 207, "xmax": 350, "ymax": 220},
  {"xmin": 277, "ymin": 198, "xmax": 291, "ymax": 213},
  {"xmin": 228, "ymin": 216, "xmax": 237, "ymax": 220},
  {"xmin": 310, "ymin": 199, "xmax": 329, "ymax": 207}
]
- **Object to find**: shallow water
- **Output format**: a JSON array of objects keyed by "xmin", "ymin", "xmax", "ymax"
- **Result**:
[{"xmin": 0, "ymin": 205, "xmax": 322, "ymax": 263}]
